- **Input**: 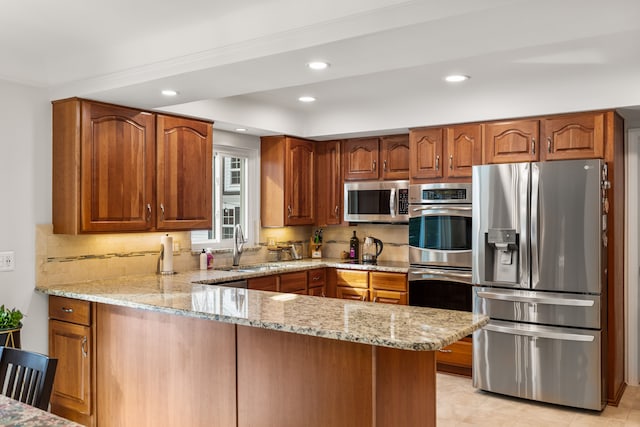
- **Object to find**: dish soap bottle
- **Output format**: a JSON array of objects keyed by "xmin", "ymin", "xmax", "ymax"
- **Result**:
[
  {"xmin": 199, "ymin": 249, "xmax": 207, "ymax": 270},
  {"xmin": 349, "ymin": 230, "xmax": 360, "ymax": 262}
]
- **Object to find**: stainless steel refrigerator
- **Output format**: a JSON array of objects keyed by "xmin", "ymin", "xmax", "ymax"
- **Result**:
[{"xmin": 471, "ymin": 159, "xmax": 609, "ymax": 411}]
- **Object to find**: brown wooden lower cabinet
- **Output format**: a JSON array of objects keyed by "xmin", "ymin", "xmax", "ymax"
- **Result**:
[
  {"xmin": 436, "ymin": 336, "xmax": 472, "ymax": 377},
  {"xmin": 371, "ymin": 289, "xmax": 407, "ymax": 305},
  {"xmin": 337, "ymin": 286, "xmax": 368, "ymax": 301},
  {"xmin": 248, "ymin": 275, "xmax": 278, "ymax": 291},
  {"xmin": 54, "ymin": 301, "xmax": 438, "ymax": 427},
  {"xmin": 308, "ymin": 285, "xmax": 325, "ymax": 297},
  {"xmin": 279, "ymin": 271, "xmax": 307, "ymax": 293}
]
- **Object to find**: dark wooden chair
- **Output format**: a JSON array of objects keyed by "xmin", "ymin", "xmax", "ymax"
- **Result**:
[{"xmin": 0, "ymin": 346, "xmax": 58, "ymax": 410}]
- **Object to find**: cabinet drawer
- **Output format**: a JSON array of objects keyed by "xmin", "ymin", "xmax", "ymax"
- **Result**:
[
  {"xmin": 335, "ymin": 269, "xmax": 368, "ymax": 289},
  {"xmin": 248, "ymin": 276, "xmax": 278, "ymax": 291},
  {"xmin": 308, "ymin": 286, "xmax": 326, "ymax": 297},
  {"xmin": 369, "ymin": 272, "xmax": 407, "ymax": 291},
  {"xmin": 307, "ymin": 268, "xmax": 326, "ymax": 287},
  {"xmin": 49, "ymin": 296, "xmax": 91, "ymax": 326},
  {"xmin": 436, "ymin": 338, "xmax": 472, "ymax": 368},
  {"xmin": 279, "ymin": 271, "xmax": 308, "ymax": 293}
]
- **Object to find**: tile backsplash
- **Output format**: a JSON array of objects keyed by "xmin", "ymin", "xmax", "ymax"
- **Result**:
[{"xmin": 36, "ymin": 223, "xmax": 408, "ymax": 286}]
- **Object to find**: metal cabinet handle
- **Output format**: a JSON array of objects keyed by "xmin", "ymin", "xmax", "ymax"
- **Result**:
[
  {"xmin": 547, "ymin": 137, "xmax": 552, "ymax": 153},
  {"xmin": 361, "ymin": 295, "xmax": 367, "ymax": 301},
  {"xmin": 372, "ymin": 160, "xmax": 377, "ymax": 171},
  {"xmin": 312, "ymin": 276, "xmax": 321, "ymax": 281},
  {"xmin": 321, "ymin": 291, "xmax": 326, "ymax": 298},
  {"xmin": 61, "ymin": 307, "xmax": 74, "ymax": 313},
  {"xmin": 287, "ymin": 205, "xmax": 292, "ymax": 218},
  {"xmin": 435, "ymin": 155, "xmax": 440, "ymax": 170},
  {"xmin": 334, "ymin": 205, "xmax": 339, "ymax": 218},
  {"xmin": 160, "ymin": 203, "xmax": 165, "ymax": 220},
  {"xmin": 383, "ymin": 160, "xmax": 387, "ymax": 171},
  {"xmin": 449, "ymin": 154, "xmax": 453, "ymax": 170},
  {"xmin": 146, "ymin": 204, "xmax": 152, "ymax": 221},
  {"xmin": 81, "ymin": 336, "xmax": 88, "ymax": 358},
  {"xmin": 531, "ymin": 138, "xmax": 536, "ymax": 154},
  {"xmin": 438, "ymin": 349, "xmax": 453, "ymax": 353},
  {"xmin": 373, "ymin": 296, "xmax": 378, "ymax": 303}
]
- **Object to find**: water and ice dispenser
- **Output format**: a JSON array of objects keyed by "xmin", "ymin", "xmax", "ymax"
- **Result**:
[{"xmin": 485, "ymin": 228, "xmax": 518, "ymax": 283}]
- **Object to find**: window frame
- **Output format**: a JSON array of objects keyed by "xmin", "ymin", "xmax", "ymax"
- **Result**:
[{"xmin": 191, "ymin": 144, "xmax": 259, "ymax": 251}]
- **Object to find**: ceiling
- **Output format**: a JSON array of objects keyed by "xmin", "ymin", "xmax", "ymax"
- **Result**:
[{"xmin": 3, "ymin": 0, "xmax": 640, "ymax": 138}]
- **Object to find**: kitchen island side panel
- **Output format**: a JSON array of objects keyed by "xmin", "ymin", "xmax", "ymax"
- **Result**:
[{"xmin": 95, "ymin": 304, "xmax": 237, "ymax": 427}]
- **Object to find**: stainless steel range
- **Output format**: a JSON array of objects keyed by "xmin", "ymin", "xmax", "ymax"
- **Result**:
[
  {"xmin": 472, "ymin": 159, "xmax": 609, "ymax": 411},
  {"xmin": 408, "ymin": 183, "xmax": 473, "ymax": 311}
]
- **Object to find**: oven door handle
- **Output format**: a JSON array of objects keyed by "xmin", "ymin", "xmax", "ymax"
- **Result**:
[
  {"xmin": 411, "ymin": 206, "xmax": 472, "ymax": 212},
  {"xmin": 483, "ymin": 323, "xmax": 595, "ymax": 342},
  {"xmin": 409, "ymin": 269, "xmax": 472, "ymax": 282},
  {"xmin": 476, "ymin": 291, "xmax": 595, "ymax": 307}
]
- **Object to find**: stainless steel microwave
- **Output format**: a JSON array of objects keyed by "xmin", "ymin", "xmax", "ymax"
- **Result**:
[{"xmin": 343, "ymin": 180, "xmax": 409, "ymax": 223}]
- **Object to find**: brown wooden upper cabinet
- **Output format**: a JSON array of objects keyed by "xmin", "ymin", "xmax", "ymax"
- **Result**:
[
  {"xmin": 315, "ymin": 140, "xmax": 343, "ymax": 226},
  {"xmin": 484, "ymin": 119, "xmax": 540, "ymax": 164},
  {"xmin": 261, "ymin": 136, "xmax": 315, "ymax": 227},
  {"xmin": 52, "ymin": 98, "xmax": 212, "ymax": 234},
  {"xmin": 484, "ymin": 112, "xmax": 605, "ymax": 164},
  {"xmin": 343, "ymin": 135, "xmax": 409, "ymax": 181},
  {"xmin": 156, "ymin": 115, "xmax": 213, "ymax": 230},
  {"xmin": 410, "ymin": 124, "xmax": 481, "ymax": 183}
]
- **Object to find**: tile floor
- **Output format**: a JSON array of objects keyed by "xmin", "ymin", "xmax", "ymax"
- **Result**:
[{"xmin": 437, "ymin": 373, "xmax": 640, "ymax": 426}]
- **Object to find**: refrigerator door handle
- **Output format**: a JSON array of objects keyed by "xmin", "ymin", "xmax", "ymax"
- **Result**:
[
  {"xmin": 530, "ymin": 163, "xmax": 540, "ymax": 288},
  {"xmin": 476, "ymin": 291, "xmax": 595, "ymax": 307},
  {"xmin": 483, "ymin": 323, "xmax": 595, "ymax": 342}
]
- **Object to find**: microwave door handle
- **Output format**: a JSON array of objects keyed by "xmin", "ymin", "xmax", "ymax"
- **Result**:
[{"xmin": 389, "ymin": 188, "xmax": 396, "ymax": 217}]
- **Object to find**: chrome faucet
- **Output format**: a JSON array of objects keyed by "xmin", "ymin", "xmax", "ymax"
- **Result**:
[{"xmin": 233, "ymin": 224, "xmax": 245, "ymax": 266}]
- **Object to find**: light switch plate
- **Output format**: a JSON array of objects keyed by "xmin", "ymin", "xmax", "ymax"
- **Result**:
[{"xmin": 0, "ymin": 251, "xmax": 15, "ymax": 271}]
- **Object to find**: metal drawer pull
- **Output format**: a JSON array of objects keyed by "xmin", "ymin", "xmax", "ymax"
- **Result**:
[
  {"xmin": 81, "ymin": 336, "xmax": 88, "ymax": 357},
  {"xmin": 61, "ymin": 307, "xmax": 74, "ymax": 313},
  {"xmin": 477, "ymin": 291, "xmax": 594, "ymax": 307},
  {"xmin": 438, "ymin": 349, "xmax": 453, "ymax": 353},
  {"xmin": 483, "ymin": 323, "xmax": 595, "ymax": 342}
]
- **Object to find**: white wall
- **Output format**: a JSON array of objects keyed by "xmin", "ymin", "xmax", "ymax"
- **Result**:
[{"xmin": 0, "ymin": 79, "xmax": 51, "ymax": 353}]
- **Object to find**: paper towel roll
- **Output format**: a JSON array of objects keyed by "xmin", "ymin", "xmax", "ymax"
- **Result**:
[{"xmin": 161, "ymin": 234, "xmax": 174, "ymax": 273}]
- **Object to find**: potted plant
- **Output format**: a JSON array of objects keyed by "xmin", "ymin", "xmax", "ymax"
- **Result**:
[{"xmin": 0, "ymin": 305, "xmax": 23, "ymax": 348}]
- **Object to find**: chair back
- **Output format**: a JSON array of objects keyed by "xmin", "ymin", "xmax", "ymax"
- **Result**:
[{"xmin": 0, "ymin": 346, "xmax": 58, "ymax": 410}]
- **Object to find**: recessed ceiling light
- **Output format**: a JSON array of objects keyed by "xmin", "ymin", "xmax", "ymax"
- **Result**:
[
  {"xmin": 298, "ymin": 96, "xmax": 316, "ymax": 103},
  {"xmin": 307, "ymin": 61, "xmax": 329, "ymax": 70},
  {"xmin": 444, "ymin": 74, "xmax": 470, "ymax": 83},
  {"xmin": 161, "ymin": 89, "xmax": 178, "ymax": 96},
  {"xmin": 235, "ymin": 128, "xmax": 248, "ymax": 132}
]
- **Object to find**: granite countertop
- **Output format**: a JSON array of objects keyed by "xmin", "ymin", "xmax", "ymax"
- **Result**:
[
  {"xmin": 0, "ymin": 395, "xmax": 82, "ymax": 426},
  {"xmin": 36, "ymin": 260, "xmax": 488, "ymax": 352}
]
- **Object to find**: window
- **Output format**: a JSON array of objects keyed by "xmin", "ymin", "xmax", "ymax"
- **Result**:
[{"xmin": 191, "ymin": 145, "xmax": 259, "ymax": 250}]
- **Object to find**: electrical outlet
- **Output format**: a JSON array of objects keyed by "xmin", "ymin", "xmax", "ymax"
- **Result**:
[{"xmin": 0, "ymin": 251, "xmax": 15, "ymax": 272}]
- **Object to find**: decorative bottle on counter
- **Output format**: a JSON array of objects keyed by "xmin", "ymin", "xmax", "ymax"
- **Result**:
[{"xmin": 349, "ymin": 230, "xmax": 360, "ymax": 262}]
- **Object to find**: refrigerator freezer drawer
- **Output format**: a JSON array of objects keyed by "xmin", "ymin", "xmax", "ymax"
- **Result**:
[
  {"xmin": 473, "ymin": 320, "xmax": 603, "ymax": 410},
  {"xmin": 473, "ymin": 287, "xmax": 601, "ymax": 329}
]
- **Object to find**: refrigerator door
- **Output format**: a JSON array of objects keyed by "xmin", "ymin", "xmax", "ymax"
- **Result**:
[
  {"xmin": 532, "ymin": 159, "xmax": 602, "ymax": 294},
  {"xmin": 474, "ymin": 287, "xmax": 601, "ymax": 329},
  {"xmin": 473, "ymin": 319, "xmax": 604, "ymax": 410},
  {"xmin": 472, "ymin": 163, "xmax": 529, "ymax": 288}
]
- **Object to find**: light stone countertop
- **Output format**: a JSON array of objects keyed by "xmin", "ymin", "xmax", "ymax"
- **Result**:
[{"xmin": 36, "ymin": 260, "xmax": 487, "ymax": 351}]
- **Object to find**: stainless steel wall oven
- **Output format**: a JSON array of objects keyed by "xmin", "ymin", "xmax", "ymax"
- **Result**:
[{"xmin": 408, "ymin": 183, "xmax": 473, "ymax": 311}]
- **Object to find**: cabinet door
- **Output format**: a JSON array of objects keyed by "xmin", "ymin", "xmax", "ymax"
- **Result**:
[
  {"xmin": 446, "ymin": 125, "xmax": 481, "ymax": 178},
  {"xmin": 49, "ymin": 320, "xmax": 92, "ymax": 416},
  {"xmin": 308, "ymin": 286, "xmax": 326, "ymax": 297},
  {"xmin": 335, "ymin": 269, "xmax": 369, "ymax": 288},
  {"xmin": 315, "ymin": 141, "xmax": 342, "ymax": 226},
  {"xmin": 80, "ymin": 101, "xmax": 155, "ymax": 232},
  {"xmin": 541, "ymin": 112, "xmax": 604, "ymax": 161},
  {"xmin": 248, "ymin": 276, "xmax": 278, "ymax": 291},
  {"xmin": 436, "ymin": 337, "xmax": 472, "ymax": 377},
  {"xmin": 410, "ymin": 128, "xmax": 444, "ymax": 181},
  {"xmin": 336, "ymin": 286, "xmax": 369, "ymax": 301},
  {"xmin": 285, "ymin": 137, "xmax": 315, "ymax": 225},
  {"xmin": 156, "ymin": 115, "xmax": 212, "ymax": 230},
  {"xmin": 343, "ymin": 138, "xmax": 379, "ymax": 180},
  {"xmin": 484, "ymin": 119, "xmax": 539, "ymax": 164},
  {"xmin": 380, "ymin": 135, "xmax": 410, "ymax": 180},
  {"xmin": 370, "ymin": 289, "xmax": 407, "ymax": 305},
  {"xmin": 280, "ymin": 271, "xmax": 308, "ymax": 293}
]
